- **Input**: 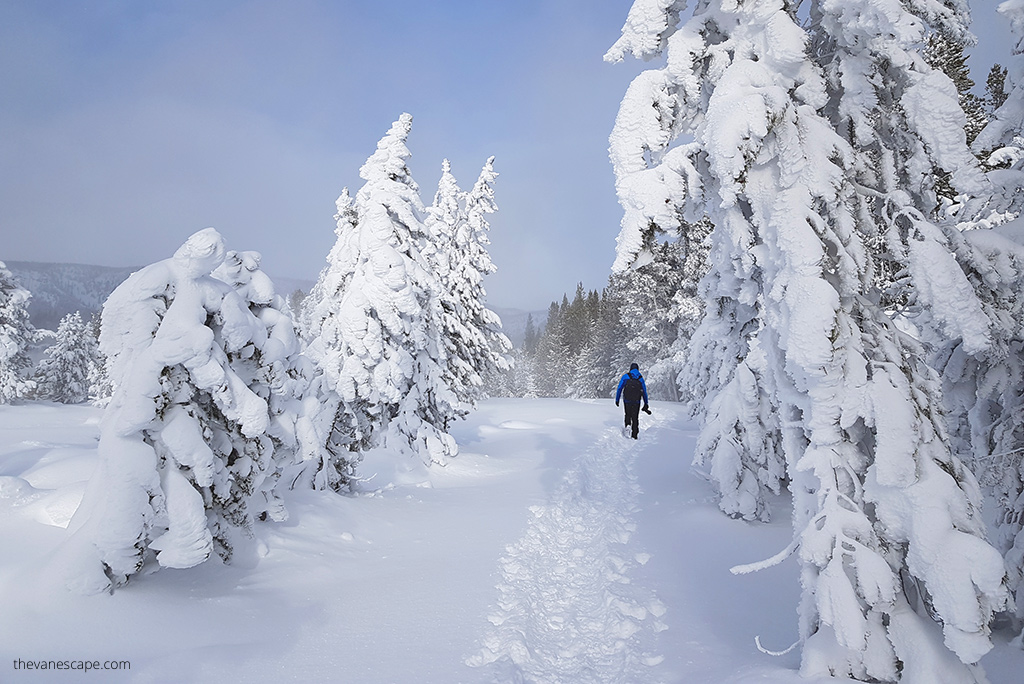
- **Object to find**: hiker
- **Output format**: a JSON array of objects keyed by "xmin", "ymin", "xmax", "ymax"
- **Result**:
[{"xmin": 615, "ymin": 362, "xmax": 650, "ymax": 439}]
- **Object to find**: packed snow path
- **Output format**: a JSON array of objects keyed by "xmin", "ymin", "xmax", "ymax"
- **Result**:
[
  {"xmin": 2, "ymin": 400, "xmax": 1023, "ymax": 682},
  {"xmin": 467, "ymin": 417, "xmax": 669, "ymax": 683}
]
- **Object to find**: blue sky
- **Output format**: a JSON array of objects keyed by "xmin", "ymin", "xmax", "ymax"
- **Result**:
[{"xmin": 0, "ymin": 1, "xmax": 1015, "ymax": 310}]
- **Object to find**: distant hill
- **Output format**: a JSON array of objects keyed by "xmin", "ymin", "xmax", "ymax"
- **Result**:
[
  {"xmin": 4, "ymin": 261, "xmax": 541, "ymax": 344},
  {"xmin": 5, "ymin": 261, "xmax": 138, "ymax": 330},
  {"xmin": 491, "ymin": 307, "xmax": 547, "ymax": 348}
]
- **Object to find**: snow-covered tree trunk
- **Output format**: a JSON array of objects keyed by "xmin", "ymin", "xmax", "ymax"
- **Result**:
[
  {"xmin": 61, "ymin": 229, "xmax": 297, "ymax": 593},
  {"xmin": 0, "ymin": 260, "xmax": 36, "ymax": 403},
  {"xmin": 607, "ymin": 1, "xmax": 1007, "ymax": 680}
]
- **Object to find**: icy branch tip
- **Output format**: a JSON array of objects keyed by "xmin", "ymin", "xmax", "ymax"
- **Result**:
[
  {"xmin": 755, "ymin": 636, "xmax": 799, "ymax": 657},
  {"xmin": 729, "ymin": 538, "xmax": 798, "ymax": 575}
]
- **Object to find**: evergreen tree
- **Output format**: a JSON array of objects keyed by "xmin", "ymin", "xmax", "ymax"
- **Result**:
[
  {"xmin": 986, "ymin": 64, "xmax": 1009, "ymax": 114},
  {"xmin": 533, "ymin": 301, "xmax": 572, "ymax": 397},
  {"xmin": 34, "ymin": 311, "xmax": 94, "ymax": 403},
  {"xmin": 423, "ymin": 158, "xmax": 476, "ymax": 423},
  {"xmin": 86, "ymin": 312, "xmax": 113, "ymax": 406},
  {"xmin": 563, "ymin": 283, "xmax": 592, "ymax": 357},
  {"xmin": 523, "ymin": 314, "xmax": 540, "ymax": 355},
  {"xmin": 572, "ymin": 289, "xmax": 623, "ymax": 399},
  {"xmin": 298, "ymin": 188, "xmax": 371, "ymax": 489},
  {"xmin": 0, "ymin": 260, "xmax": 36, "ymax": 403},
  {"xmin": 304, "ymin": 114, "xmax": 457, "ymax": 468},
  {"xmin": 212, "ymin": 249, "xmax": 313, "ymax": 519},
  {"xmin": 63, "ymin": 229, "xmax": 299, "ymax": 593},
  {"xmin": 608, "ymin": 227, "xmax": 688, "ymax": 400},
  {"xmin": 974, "ymin": 4, "xmax": 1024, "ymax": 217},
  {"xmin": 607, "ymin": 1, "xmax": 1005, "ymax": 680},
  {"xmin": 937, "ymin": 0, "xmax": 1024, "ymax": 638},
  {"xmin": 924, "ymin": 32, "xmax": 988, "ymax": 148},
  {"xmin": 441, "ymin": 156, "xmax": 513, "ymax": 411}
]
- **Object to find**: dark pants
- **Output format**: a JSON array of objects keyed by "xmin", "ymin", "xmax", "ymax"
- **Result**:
[{"xmin": 623, "ymin": 402, "xmax": 641, "ymax": 439}]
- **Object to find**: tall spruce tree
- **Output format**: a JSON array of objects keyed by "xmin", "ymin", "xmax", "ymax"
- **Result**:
[
  {"xmin": 35, "ymin": 311, "xmax": 94, "ymax": 403},
  {"xmin": 440, "ymin": 156, "xmax": 512, "ymax": 409},
  {"xmin": 924, "ymin": 32, "xmax": 988, "ymax": 149},
  {"xmin": 607, "ymin": 1, "xmax": 1006, "ymax": 681},
  {"xmin": 0, "ymin": 261, "xmax": 36, "ymax": 403},
  {"xmin": 937, "ymin": 0, "xmax": 1024, "ymax": 637},
  {"xmin": 424, "ymin": 159, "xmax": 476, "ymax": 423},
  {"xmin": 974, "ymin": 3, "xmax": 1024, "ymax": 217},
  {"xmin": 304, "ymin": 114, "xmax": 458, "ymax": 467}
]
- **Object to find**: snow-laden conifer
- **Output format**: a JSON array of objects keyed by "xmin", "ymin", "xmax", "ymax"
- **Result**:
[
  {"xmin": 934, "ymin": 0, "xmax": 1024, "ymax": 636},
  {"xmin": 85, "ymin": 313, "xmax": 113, "ymax": 406},
  {"xmin": 607, "ymin": 1, "xmax": 1006, "ymax": 680},
  {"xmin": 0, "ymin": 261, "xmax": 36, "ymax": 403},
  {"xmin": 532, "ymin": 300, "xmax": 573, "ymax": 397},
  {"xmin": 975, "ymin": 0, "xmax": 1024, "ymax": 218},
  {"xmin": 424, "ymin": 158, "xmax": 510, "ymax": 417},
  {"xmin": 304, "ymin": 114, "xmax": 458, "ymax": 467},
  {"xmin": 34, "ymin": 311, "xmax": 94, "ymax": 403},
  {"xmin": 455, "ymin": 157, "xmax": 513, "ymax": 399},
  {"xmin": 296, "ymin": 189, "xmax": 369, "ymax": 489},
  {"xmin": 607, "ymin": 227, "xmax": 693, "ymax": 401},
  {"xmin": 61, "ymin": 228, "xmax": 298, "ymax": 593},
  {"xmin": 212, "ymin": 249, "xmax": 314, "ymax": 517}
]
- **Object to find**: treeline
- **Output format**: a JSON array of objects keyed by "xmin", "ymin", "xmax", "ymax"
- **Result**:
[{"xmin": 487, "ymin": 219, "xmax": 712, "ymax": 402}]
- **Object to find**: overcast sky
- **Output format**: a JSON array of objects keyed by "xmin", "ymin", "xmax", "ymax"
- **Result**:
[{"xmin": 0, "ymin": 1, "xmax": 1015, "ymax": 311}]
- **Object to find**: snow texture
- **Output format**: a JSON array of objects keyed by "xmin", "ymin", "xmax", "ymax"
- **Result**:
[
  {"xmin": 3, "ymin": 400, "xmax": 1022, "ymax": 682},
  {"xmin": 468, "ymin": 417, "xmax": 667, "ymax": 682}
]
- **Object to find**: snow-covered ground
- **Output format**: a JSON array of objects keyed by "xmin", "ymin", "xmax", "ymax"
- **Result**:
[{"xmin": 1, "ymin": 399, "xmax": 1021, "ymax": 683}]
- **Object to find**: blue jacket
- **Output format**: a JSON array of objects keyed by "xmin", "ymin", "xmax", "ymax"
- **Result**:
[{"xmin": 615, "ymin": 369, "xmax": 649, "ymax": 405}]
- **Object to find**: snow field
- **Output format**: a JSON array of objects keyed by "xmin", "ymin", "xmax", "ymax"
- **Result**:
[
  {"xmin": 467, "ymin": 411, "xmax": 669, "ymax": 683},
  {"xmin": 1, "ymin": 399, "xmax": 1023, "ymax": 683}
]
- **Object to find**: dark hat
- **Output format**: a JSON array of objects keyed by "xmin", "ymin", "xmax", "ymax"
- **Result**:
[{"xmin": 629, "ymin": 363, "xmax": 639, "ymax": 371}]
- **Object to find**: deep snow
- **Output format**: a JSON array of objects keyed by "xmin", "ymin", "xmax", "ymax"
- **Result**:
[{"xmin": 1, "ymin": 399, "xmax": 1021, "ymax": 683}]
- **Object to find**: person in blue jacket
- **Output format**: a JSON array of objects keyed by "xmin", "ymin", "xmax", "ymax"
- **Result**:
[{"xmin": 615, "ymin": 362, "xmax": 650, "ymax": 439}]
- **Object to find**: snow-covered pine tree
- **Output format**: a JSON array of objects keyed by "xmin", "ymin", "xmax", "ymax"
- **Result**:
[
  {"xmin": 532, "ymin": 299, "xmax": 572, "ymax": 397},
  {"xmin": 933, "ymin": 221, "xmax": 1024, "ymax": 635},
  {"xmin": 424, "ymin": 157, "xmax": 511, "ymax": 418},
  {"xmin": 607, "ymin": 1, "xmax": 1006, "ymax": 680},
  {"xmin": 608, "ymin": 227, "xmax": 688, "ymax": 401},
  {"xmin": 212, "ymin": 249, "xmax": 312, "ymax": 519},
  {"xmin": 936, "ymin": 0, "xmax": 1024, "ymax": 636},
  {"xmin": 607, "ymin": 0, "xmax": 783, "ymax": 522},
  {"xmin": 86, "ymin": 312, "xmax": 113, "ymax": 406},
  {"xmin": 572, "ymin": 288, "xmax": 623, "ymax": 400},
  {"xmin": 304, "ymin": 114, "xmax": 457, "ymax": 467},
  {"xmin": 457, "ymin": 156, "xmax": 513, "ymax": 396},
  {"xmin": 523, "ymin": 314, "xmax": 540, "ymax": 355},
  {"xmin": 0, "ymin": 260, "xmax": 36, "ymax": 403},
  {"xmin": 62, "ymin": 228, "xmax": 295, "ymax": 593},
  {"xmin": 924, "ymin": 32, "xmax": 988, "ymax": 149},
  {"xmin": 987, "ymin": 64, "xmax": 1010, "ymax": 114},
  {"xmin": 34, "ymin": 311, "xmax": 94, "ymax": 403},
  {"xmin": 974, "ymin": 1, "xmax": 1024, "ymax": 218},
  {"xmin": 296, "ymin": 188, "xmax": 371, "ymax": 489}
]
